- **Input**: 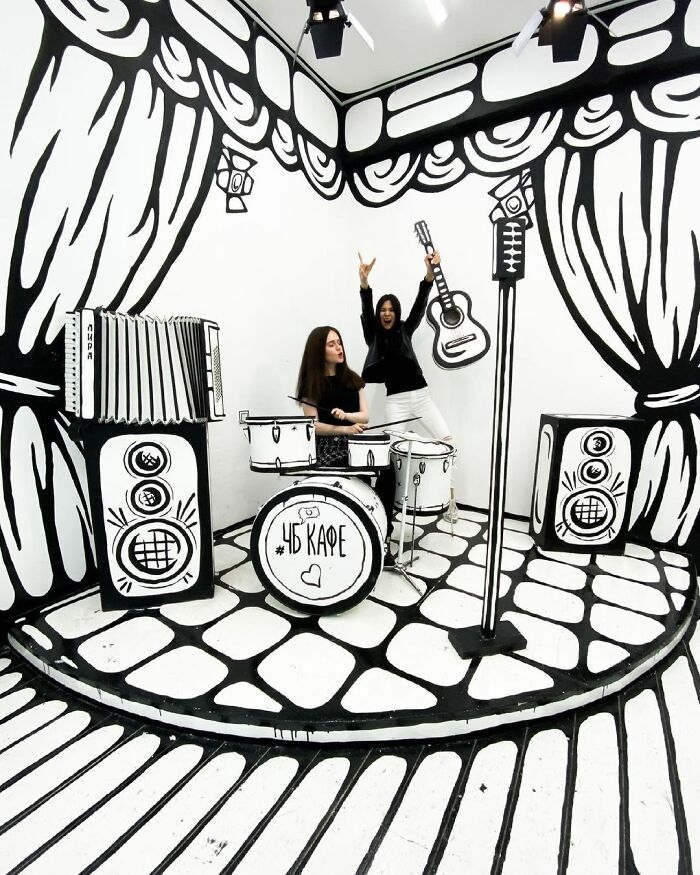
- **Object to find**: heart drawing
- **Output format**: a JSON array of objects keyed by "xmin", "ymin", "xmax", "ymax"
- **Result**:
[{"xmin": 301, "ymin": 564, "xmax": 322, "ymax": 588}]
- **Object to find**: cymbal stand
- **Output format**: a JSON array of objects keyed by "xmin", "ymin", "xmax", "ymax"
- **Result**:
[
  {"xmin": 390, "ymin": 438, "xmax": 422, "ymax": 595},
  {"xmin": 408, "ymin": 474, "xmax": 420, "ymax": 566}
]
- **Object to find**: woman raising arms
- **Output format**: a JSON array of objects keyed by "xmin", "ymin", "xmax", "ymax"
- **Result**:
[{"xmin": 357, "ymin": 252, "xmax": 453, "ymax": 444}]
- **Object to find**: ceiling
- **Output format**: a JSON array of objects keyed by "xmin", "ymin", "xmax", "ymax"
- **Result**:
[{"xmin": 237, "ymin": 0, "xmax": 621, "ymax": 98}]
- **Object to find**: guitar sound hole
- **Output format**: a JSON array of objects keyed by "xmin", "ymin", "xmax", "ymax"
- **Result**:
[{"xmin": 442, "ymin": 307, "xmax": 461, "ymax": 328}]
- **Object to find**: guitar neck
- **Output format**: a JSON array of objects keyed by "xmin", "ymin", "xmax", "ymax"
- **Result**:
[{"xmin": 422, "ymin": 247, "xmax": 455, "ymax": 310}]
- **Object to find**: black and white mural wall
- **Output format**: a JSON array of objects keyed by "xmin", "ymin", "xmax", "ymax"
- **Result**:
[
  {"xmin": 3, "ymin": 0, "xmax": 700, "ymax": 624},
  {"xmin": 345, "ymin": 0, "xmax": 700, "ymax": 554},
  {"xmin": 0, "ymin": 0, "xmax": 352, "ymax": 619}
]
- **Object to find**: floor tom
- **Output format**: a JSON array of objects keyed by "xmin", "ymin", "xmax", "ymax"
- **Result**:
[{"xmin": 391, "ymin": 439, "xmax": 456, "ymax": 514}]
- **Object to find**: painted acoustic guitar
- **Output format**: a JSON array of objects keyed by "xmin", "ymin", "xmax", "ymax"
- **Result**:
[{"xmin": 414, "ymin": 220, "xmax": 491, "ymax": 369}]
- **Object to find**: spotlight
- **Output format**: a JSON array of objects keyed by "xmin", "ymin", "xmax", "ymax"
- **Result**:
[
  {"xmin": 293, "ymin": 1, "xmax": 374, "ymax": 65},
  {"xmin": 306, "ymin": 1, "xmax": 347, "ymax": 58},
  {"xmin": 552, "ymin": 0, "xmax": 574, "ymax": 18},
  {"xmin": 512, "ymin": 0, "xmax": 614, "ymax": 62}
]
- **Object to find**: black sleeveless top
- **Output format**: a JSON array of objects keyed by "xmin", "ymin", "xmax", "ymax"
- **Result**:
[{"xmin": 316, "ymin": 376, "xmax": 360, "ymax": 425}]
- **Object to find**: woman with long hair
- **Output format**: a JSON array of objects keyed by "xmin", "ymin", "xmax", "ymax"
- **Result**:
[
  {"xmin": 357, "ymin": 252, "xmax": 453, "ymax": 444},
  {"xmin": 296, "ymin": 325, "xmax": 368, "ymax": 437},
  {"xmin": 297, "ymin": 325, "xmax": 396, "ymax": 566}
]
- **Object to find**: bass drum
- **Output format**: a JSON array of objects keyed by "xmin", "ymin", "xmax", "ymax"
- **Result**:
[{"xmin": 251, "ymin": 476, "xmax": 387, "ymax": 615}]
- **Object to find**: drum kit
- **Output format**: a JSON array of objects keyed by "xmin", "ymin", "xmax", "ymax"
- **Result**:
[{"xmin": 242, "ymin": 415, "xmax": 456, "ymax": 614}]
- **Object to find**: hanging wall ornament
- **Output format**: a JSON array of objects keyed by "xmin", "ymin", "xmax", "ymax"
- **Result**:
[{"xmin": 215, "ymin": 146, "xmax": 256, "ymax": 213}]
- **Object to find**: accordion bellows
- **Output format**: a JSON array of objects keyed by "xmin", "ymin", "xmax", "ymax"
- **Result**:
[{"xmin": 64, "ymin": 309, "xmax": 224, "ymax": 424}]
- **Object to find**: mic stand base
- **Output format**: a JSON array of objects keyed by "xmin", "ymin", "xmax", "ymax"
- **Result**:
[{"xmin": 448, "ymin": 621, "xmax": 527, "ymax": 658}]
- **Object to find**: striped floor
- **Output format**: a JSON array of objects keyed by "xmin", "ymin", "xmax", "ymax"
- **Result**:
[{"xmin": 0, "ymin": 609, "xmax": 698, "ymax": 874}]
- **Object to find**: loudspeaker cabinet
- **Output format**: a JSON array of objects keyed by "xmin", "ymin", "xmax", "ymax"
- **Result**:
[{"xmin": 530, "ymin": 415, "xmax": 645, "ymax": 553}]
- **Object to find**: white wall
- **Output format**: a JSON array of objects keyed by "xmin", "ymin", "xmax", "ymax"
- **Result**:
[
  {"xmin": 150, "ymin": 148, "xmax": 362, "ymax": 527},
  {"xmin": 152, "ymin": 151, "xmax": 634, "ymax": 529}
]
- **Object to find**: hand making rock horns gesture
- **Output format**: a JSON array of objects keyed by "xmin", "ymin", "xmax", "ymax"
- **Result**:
[
  {"xmin": 424, "ymin": 250, "xmax": 440, "ymax": 282},
  {"xmin": 358, "ymin": 252, "xmax": 376, "ymax": 290}
]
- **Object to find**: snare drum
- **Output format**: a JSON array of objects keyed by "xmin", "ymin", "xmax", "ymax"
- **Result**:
[
  {"xmin": 251, "ymin": 476, "xmax": 387, "ymax": 614},
  {"xmin": 391, "ymin": 439, "xmax": 456, "ymax": 514},
  {"xmin": 347, "ymin": 433, "xmax": 391, "ymax": 469},
  {"xmin": 243, "ymin": 416, "xmax": 315, "ymax": 472}
]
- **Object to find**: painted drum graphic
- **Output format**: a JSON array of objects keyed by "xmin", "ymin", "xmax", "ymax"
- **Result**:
[
  {"xmin": 390, "ymin": 439, "xmax": 456, "ymax": 514},
  {"xmin": 244, "ymin": 416, "xmax": 316, "ymax": 472},
  {"xmin": 251, "ymin": 476, "xmax": 387, "ymax": 614},
  {"xmin": 347, "ymin": 433, "xmax": 391, "ymax": 469}
]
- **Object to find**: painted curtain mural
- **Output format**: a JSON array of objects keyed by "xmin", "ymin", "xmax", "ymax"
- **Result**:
[
  {"xmin": 3, "ymin": 0, "xmax": 700, "ymax": 620},
  {"xmin": 347, "ymin": 76, "xmax": 700, "ymax": 552},
  {"xmin": 0, "ymin": 0, "xmax": 343, "ymax": 616}
]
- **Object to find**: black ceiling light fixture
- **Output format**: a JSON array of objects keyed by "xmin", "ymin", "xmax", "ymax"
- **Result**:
[
  {"xmin": 513, "ymin": 0, "xmax": 615, "ymax": 62},
  {"xmin": 307, "ymin": 0, "xmax": 347, "ymax": 59},
  {"xmin": 293, "ymin": 0, "xmax": 374, "ymax": 64}
]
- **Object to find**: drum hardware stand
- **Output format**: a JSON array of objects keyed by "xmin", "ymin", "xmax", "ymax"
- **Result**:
[
  {"xmin": 449, "ymin": 174, "xmax": 533, "ymax": 658},
  {"xmin": 389, "ymin": 438, "xmax": 422, "ymax": 595},
  {"xmin": 444, "ymin": 486, "xmax": 458, "ymax": 536},
  {"xmin": 407, "ymin": 475, "xmax": 420, "ymax": 567}
]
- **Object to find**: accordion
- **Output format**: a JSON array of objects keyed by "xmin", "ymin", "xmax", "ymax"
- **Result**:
[{"xmin": 64, "ymin": 309, "xmax": 224, "ymax": 424}]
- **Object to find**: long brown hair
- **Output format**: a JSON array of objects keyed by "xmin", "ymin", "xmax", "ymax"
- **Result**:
[{"xmin": 296, "ymin": 326, "xmax": 364, "ymax": 405}]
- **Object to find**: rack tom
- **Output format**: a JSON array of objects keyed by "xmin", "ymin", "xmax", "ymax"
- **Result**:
[{"xmin": 243, "ymin": 416, "xmax": 315, "ymax": 472}]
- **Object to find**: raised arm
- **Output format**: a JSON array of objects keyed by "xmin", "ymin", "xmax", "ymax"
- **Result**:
[
  {"xmin": 405, "ymin": 250, "xmax": 440, "ymax": 336},
  {"xmin": 358, "ymin": 253, "xmax": 377, "ymax": 344}
]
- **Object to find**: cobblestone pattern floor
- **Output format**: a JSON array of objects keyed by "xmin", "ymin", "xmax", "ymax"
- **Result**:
[
  {"xmin": 7, "ymin": 509, "xmax": 696, "ymax": 742},
  {"xmin": 0, "ymin": 617, "xmax": 698, "ymax": 873}
]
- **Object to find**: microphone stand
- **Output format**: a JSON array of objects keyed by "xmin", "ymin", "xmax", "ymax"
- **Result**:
[{"xmin": 449, "ymin": 174, "xmax": 533, "ymax": 658}]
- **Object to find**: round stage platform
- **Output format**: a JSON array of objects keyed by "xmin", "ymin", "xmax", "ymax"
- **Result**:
[{"xmin": 8, "ymin": 509, "xmax": 697, "ymax": 743}]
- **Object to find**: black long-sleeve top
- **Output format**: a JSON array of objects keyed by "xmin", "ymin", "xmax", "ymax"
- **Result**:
[{"xmin": 360, "ymin": 281, "xmax": 432, "ymax": 395}]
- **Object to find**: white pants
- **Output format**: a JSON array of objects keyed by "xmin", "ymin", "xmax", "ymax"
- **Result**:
[{"xmin": 385, "ymin": 388, "xmax": 452, "ymax": 442}]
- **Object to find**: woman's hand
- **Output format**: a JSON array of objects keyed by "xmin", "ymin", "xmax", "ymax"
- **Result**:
[
  {"xmin": 345, "ymin": 423, "xmax": 366, "ymax": 435},
  {"xmin": 331, "ymin": 407, "xmax": 347, "ymax": 421},
  {"xmin": 358, "ymin": 252, "xmax": 376, "ymax": 289},
  {"xmin": 424, "ymin": 249, "xmax": 440, "ymax": 281}
]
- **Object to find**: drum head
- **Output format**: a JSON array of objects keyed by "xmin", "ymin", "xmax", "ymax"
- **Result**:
[
  {"xmin": 245, "ymin": 416, "xmax": 313, "ymax": 424},
  {"xmin": 347, "ymin": 434, "xmax": 391, "ymax": 444},
  {"xmin": 390, "ymin": 439, "xmax": 453, "ymax": 458},
  {"xmin": 251, "ymin": 483, "xmax": 383, "ymax": 615}
]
